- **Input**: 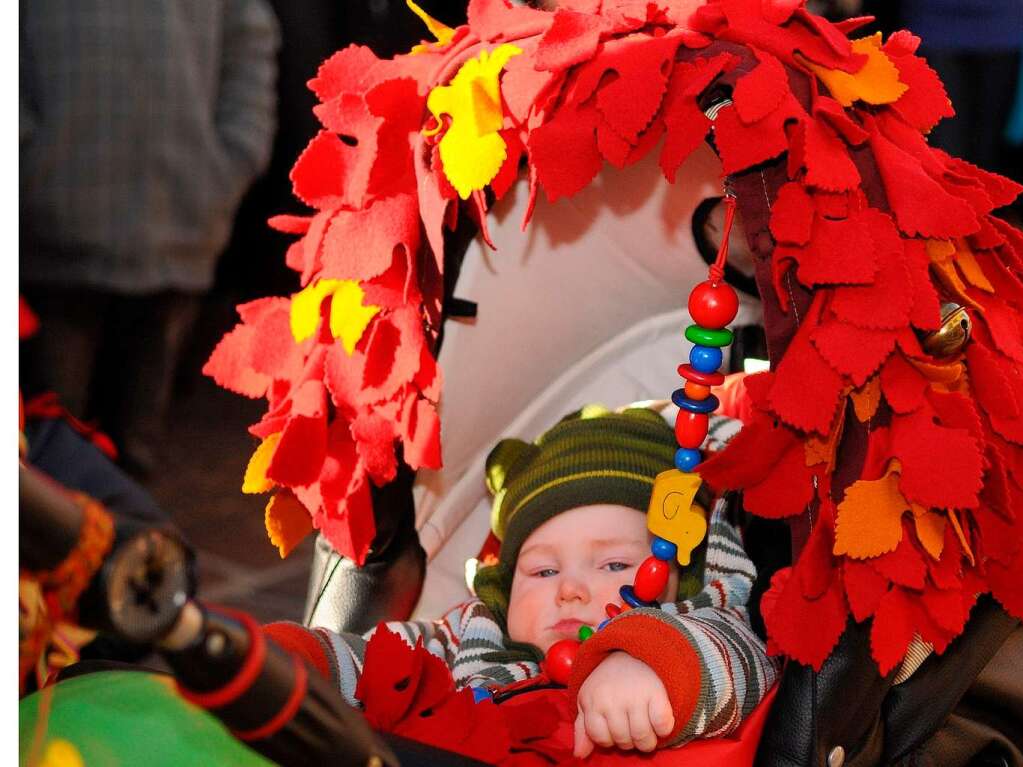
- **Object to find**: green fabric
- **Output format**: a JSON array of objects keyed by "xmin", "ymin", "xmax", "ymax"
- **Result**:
[
  {"xmin": 487, "ymin": 405, "xmax": 677, "ymax": 570},
  {"xmin": 19, "ymin": 671, "xmax": 273, "ymax": 767}
]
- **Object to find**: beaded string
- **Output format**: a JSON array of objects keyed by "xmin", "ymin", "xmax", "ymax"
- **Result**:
[{"xmin": 539, "ymin": 194, "xmax": 741, "ymax": 688}]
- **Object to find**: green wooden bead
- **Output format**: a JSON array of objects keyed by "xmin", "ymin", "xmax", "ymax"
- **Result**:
[
  {"xmin": 684, "ymin": 324, "xmax": 733, "ymax": 347},
  {"xmin": 578, "ymin": 625, "xmax": 594, "ymax": 641}
]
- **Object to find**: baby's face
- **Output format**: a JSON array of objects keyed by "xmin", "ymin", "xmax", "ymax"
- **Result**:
[{"xmin": 506, "ymin": 504, "xmax": 678, "ymax": 653}]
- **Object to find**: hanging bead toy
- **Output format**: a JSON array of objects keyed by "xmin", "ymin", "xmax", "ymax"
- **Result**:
[{"xmin": 540, "ymin": 195, "xmax": 740, "ymax": 687}]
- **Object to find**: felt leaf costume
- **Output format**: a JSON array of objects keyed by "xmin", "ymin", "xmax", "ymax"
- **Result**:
[{"xmin": 207, "ymin": 0, "xmax": 1023, "ymax": 675}]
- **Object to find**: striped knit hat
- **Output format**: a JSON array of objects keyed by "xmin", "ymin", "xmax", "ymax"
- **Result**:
[{"xmin": 486, "ymin": 404, "xmax": 676, "ymax": 571}]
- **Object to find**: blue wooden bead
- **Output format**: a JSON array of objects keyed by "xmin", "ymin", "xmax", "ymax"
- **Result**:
[
  {"xmin": 671, "ymin": 389, "xmax": 720, "ymax": 414},
  {"xmin": 597, "ymin": 619, "xmax": 611, "ymax": 631},
  {"xmin": 619, "ymin": 584, "xmax": 659, "ymax": 609},
  {"xmin": 689, "ymin": 345, "xmax": 723, "ymax": 373},
  {"xmin": 675, "ymin": 447, "xmax": 702, "ymax": 472},
  {"xmin": 472, "ymin": 686, "xmax": 494, "ymax": 703},
  {"xmin": 651, "ymin": 536, "xmax": 678, "ymax": 561}
]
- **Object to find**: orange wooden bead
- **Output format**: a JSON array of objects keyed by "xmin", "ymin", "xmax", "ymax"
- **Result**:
[{"xmin": 684, "ymin": 381, "xmax": 712, "ymax": 400}]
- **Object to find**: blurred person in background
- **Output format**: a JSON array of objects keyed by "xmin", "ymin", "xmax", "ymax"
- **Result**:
[{"xmin": 20, "ymin": 0, "xmax": 280, "ymax": 479}]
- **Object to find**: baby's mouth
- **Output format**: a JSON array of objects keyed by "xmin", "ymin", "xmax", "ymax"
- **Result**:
[{"xmin": 550, "ymin": 618, "xmax": 586, "ymax": 635}]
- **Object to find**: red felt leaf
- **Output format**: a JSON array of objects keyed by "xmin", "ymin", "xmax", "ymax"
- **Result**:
[
  {"xmin": 308, "ymin": 45, "xmax": 380, "ymax": 102},
  {"xmin": 944, "ymin": 157, "xmax": 1023, "ymax": 211},
  {"xmin": 797, "ymin": 502, "xmax": 837, "ymax": 598},
  {"xmin": 973, "ymin": 506, "xmax": 1020, "ymax": 564},
  {"xmin": 977, "ymin": 297, "xmax": 1023, "ymax": 364},
  {"xmin": 312, "ymin": 93, "xmax": 382, "ymax": 201},
  {"xmin": 529, "ymin": 101, "xmax": 602, "ymax": 203},
  {"xmin": 268, "ymin": 411, "xmax": 328, "ymax": 487},
  {"xmin": 467, "ymin": 0, "xmax": 552, "ymax": 42},
  {"xmin": 813, "ymin": 96, "xmax": 869, "ymax": 146},
  {"xmin": 879, "ymin": 351, "xmax": 927, "ymax": 414},
  {"xmin": 203, "ymin": 324, "xmax": 271, "ymax": 399},
  {"xmin": 414, "ymin": 141, "xmax": 452, "ymax": 276},
  {"xmin": 988, "ymin": 552, "xmax": 1023, "ymax": 619},
  {"xmin": 868, "ymin": 122, "xmax": 980, "ymax": 239},
  {"xmin": 321, "ymin": 195, "xmax": 419, "ymax": 282},
  {"xmin": 967, "ymin": 342, "xmax": 1020, "ymax": 421},
  {"xmin": 534, "ymin": 9, "xmax": 606, "ymax": 72},
  {"xmin": 699, "ymin": 400, "xmax": 801, "ymax": 491},
  {"xmin": 352, "ymin": 411, "xmax": 398, "ymax": 486},
  {"xmin": 316, "ymin": 477, "xmax": 375, "ymax": 565},
  {"xmin": 843, "ymin": 559, "xmax": 889, "ymax": 622},
  {"xmin": 658, "ymin": 53, "xmax": 737, "ymax": 181},
  {"xmin": 713, "ymin": 93, "xmax": 806, "ymax": 175},
  {"xmin": 415, "ymin": 343, "xmax": 442, "ymax": 402},
  {"xmin": 883, "ymin": 41, "xmax": 954, "ymax": 134},
  {"xmin": 290, "ymin": 131, "xmax": 357, "ymax": 209},
  {"xmin": 761, "ymin": 0, "xmax": 801, "ymax": 25},
  {"xmin": 903, "ymin": 240, "xmax": 942, "ymax": 331},
  {"xmin": 771, "ymin": 320, "xmax": 845, "ymax": 433},
  {"xmin": 403, "ymin": 396, "xmax": 442, "ymax": 470},
  {"xmin": 491, "ymin": 129, "xmax": 525, "ymax": 200},
  {"xmin": 324, "ymin": 345, "xmax": 367, "ymax": 419},
  {"xmin": 927, "ymin": 523, "xmax": 964, "ymax": 591},
  {"xmin": 869, "ymin": 524, "xmax": 927, "ymax": 590},
  {"xmin": 797, "ymin": 118, "xmax": 861, "ymax": 192},
  {"xmin": 762, "ymin": 566, "xmax": 848, "ymax": 671},
  {"xmin": 791, "ymin": 211, "xmax": 880, "ymax": 288},
  {"xmin": 829, "ymin": 222, "xmax": 912, "ymax": 330},
  {"xmin": 870, "ymin": 587, "xmax": 916, "ymax": 675},
  {"xmin": 596, "ymin": 116, "xmax": 631, "ymax": 168},
  {"xmin": 268, "ymin": 214, "xmax": 313, "ymax": 235},
  {"xmin": 733, "ymin": 48, "xmax": 788, "ymax": 124},
  {"xmin": 366, "ymin": 78, "xmax": 423, "ymax": 199},
  {"xmin": 362, "ymin": 307, "xmax": 424, "ymax": 404},
  {"xmin": 891, "ymin": 408, "xmax": 984, "ymax": 509},
  {"xmin": 744, "ymin": 437, "xmax": 816, "ymax": 518},
  {"xmin": 769, "ymin": 182, "xmax": 815, "ymax": 245},
  {"xmin": 586, "ymin": 32, "xmax": 684, "ymax": 144},
  {"xmin": 812, "ymin": 321, "xmax": 896, "ymax": 387}
]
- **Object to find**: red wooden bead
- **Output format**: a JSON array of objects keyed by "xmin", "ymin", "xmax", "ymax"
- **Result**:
[
  {"xmin": 677, "ymin": 363, "xmax": 724, "ymax": 387},
  {"xmin": 684, "ymin": 381, "xmax": 712, "ymax": 400},
  {"xmin": 605, "ymin": 603, "xmax": 622, "ymax": 618},
  {"xmin": 543, "ymin": 639, "xmax": 580, "ymax": 685},
  {"xmin": 674, "ymin": 410, "xmax": 709, "ymax": 449},
  {"xmin": 688, "ymin": 280, "xmax": 739, "ymax": 329},
  {"xmin": 633, "ymin": 556, "xmax": 670, "ymax": 602}
]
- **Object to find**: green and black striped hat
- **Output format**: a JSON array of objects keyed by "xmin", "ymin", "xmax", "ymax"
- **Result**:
[{"xmin": 486, "ymin": 404, "xmax": 677, "ymax": 570}]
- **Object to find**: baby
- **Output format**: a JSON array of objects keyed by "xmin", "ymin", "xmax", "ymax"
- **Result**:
[{"xmin": 267, "ymin": 406, "xmax": 777, "ymax": 758}]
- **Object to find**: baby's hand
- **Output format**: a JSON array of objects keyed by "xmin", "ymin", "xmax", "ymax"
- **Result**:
[{"xmin": 573, "ymin": 652, "xmax": 674, "ymax": 759}]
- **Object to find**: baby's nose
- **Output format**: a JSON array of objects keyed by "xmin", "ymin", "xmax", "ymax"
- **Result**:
[{"xmin": 557, "ymin": 575, "xmax": 589, "ymax": 603}]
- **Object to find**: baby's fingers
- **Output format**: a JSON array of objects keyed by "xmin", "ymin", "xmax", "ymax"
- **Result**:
[
  {"xmin": 649, "ymin": 697, "xmax": 675, "ymax": 739},
  {"xmin": 573, "ymin": 711, "xmax": 595, "ymax": 760},
  {"xmin": 627, "ymin": 706, "xmax": 658, "ymax": 753}
]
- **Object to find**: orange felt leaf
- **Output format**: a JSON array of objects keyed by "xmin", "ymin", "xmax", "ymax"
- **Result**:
[
  {"xmin": 835, "ymin": 461, "xmax": 910, "ymax": 559},
  {"xmin": 947, "ymin": 509, "xmax": 975, "ymax": 566},
  {"xmin": 805, "ymin": 396, "xmax": 847, "ymax": 471},
  {"xmin": 807, "ymin": 34, "xmax": 907, "ymax": 107},
  {"xmin": 265, "ymin": 491, "xmax": 314, "ymax": 558},
  {"xmin": 953, "ymin": 240, "xmax": 994, "ymax": 293},
  {"xmin": 912, "ymin": 505, "xmax": 946, "ymax": 560},
  {"xmin": 243, "ymin": 433, "xmax": 281, "ymax": 494},
  {"xmin": 851, "ymin": 376, "xmax": 881, "ymax": 422},
  {"xmin": 927, "ymin": 240, "xmax": 981, "ymax": 309}
]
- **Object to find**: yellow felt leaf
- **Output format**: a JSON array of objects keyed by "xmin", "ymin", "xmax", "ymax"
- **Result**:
[
  {"xmin": 851, "ymin": 376, "xmax": 882, "ymax": 422},
  {"xmin": 427, "ymin": 44, "xmax": 522, "ymax": 199},
  {"xmin": 947, "ymin": 509, "xmax": 976, "ymax": 566},
  {"xmin": 265, "ymin": 491, "xmax": 314, "ymax": 558},
  {"xmin": 808, "ymin": 34, "xmax": 908, "ymax": 107},
  {"xmin": 39, "ymin": 740, "xmax": 84, "ymax": 767},
  {"xmin": 290, "ymin": 279, "xmax": 340, "ymax": 343},
  {"xmin": 834, "ymin": 461, "xmax": 910, "ymax": 559},
  {"xmin": 954, "ymin": 240, "xmax": 994, "ymax": 293},
  {"xmin": 912, "ymin": 505, "xmax": 946, "ymax": 560},
  {"xmin": 407, "ymin": 0, "xmax": 456, "ymax": 55},
  {"xmin": 243, "ymin": 432, "xmax": 281, "ymax": 494},
  {"xmin": 328, "ymin": 280, "xmax": 380, "ymax": 355}
]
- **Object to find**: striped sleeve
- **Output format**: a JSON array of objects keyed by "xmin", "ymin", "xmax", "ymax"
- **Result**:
[{"xmin": 568, "ymin": 501, "xmax": 779, "ymax": 746}]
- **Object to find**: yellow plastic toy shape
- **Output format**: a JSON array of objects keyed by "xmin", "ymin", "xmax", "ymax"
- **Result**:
[{"xmin": 646, "ymin": 469, "xmax": 708, "ymax": 566}]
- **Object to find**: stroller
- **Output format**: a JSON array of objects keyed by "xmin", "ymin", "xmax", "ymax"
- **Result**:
[{"xmin": 20, "ymin": 1, "xmax": 1023, "ymax": 765}]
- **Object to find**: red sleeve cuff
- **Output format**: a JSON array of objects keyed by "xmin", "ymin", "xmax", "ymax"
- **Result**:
[
  {"xmin": 566, "ymin": 612, "xmax": 701, "ymax": 744},
  {"xmin": 263, "ymin": 621, "xmax": 332, "ymax": 682}
]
